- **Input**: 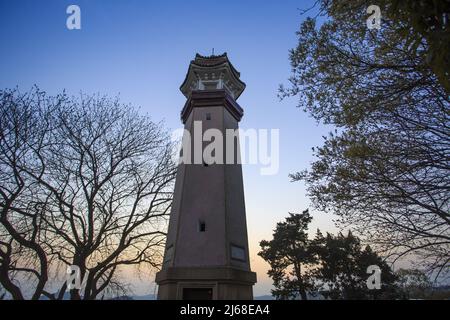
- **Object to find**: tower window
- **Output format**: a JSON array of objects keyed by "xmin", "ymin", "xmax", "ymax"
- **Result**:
[
  {"xmin": 198, "ymin": 221, "xmax": 206, "ymax": 232},
  {"xmin": 206, "ymin": 113, "xmax": 211, "ymax": 120},
  {"xmin": 230, "ymin": 244, "xmax": 246, "ymax": 262}
]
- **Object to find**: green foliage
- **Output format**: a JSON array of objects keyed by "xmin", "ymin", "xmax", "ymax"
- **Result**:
[
  {"xmin": 282, "ymin": 0, "xmax": 450, "ymax": 276},
  {"xmin": 384, "ymin": 0, "xmax": 450, "ymax": 91},
  {"xmin": 259, "ymin": 212, "xmax": 399, "ymax": 300},
  {"xmin": 258, "ymin": 210, "xmax": 316, "ymax": 300},
  {"xmin": 312, "ymin": 231, "xmax": 398, "ymax": 299}
]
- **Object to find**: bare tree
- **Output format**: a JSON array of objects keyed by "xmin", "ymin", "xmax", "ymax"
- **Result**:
[
  {"xmin": 0, "ymin": 88, "xmax": 56, "ymax": 299},
  {"xmin": 0, "ymin": 88, "xmax": 176, "ymax": 299}
]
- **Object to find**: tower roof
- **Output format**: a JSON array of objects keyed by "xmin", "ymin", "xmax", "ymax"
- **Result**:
[
  {"xmin": 190, "ymin": 53, "xmax": 240, "ymax": 76},
  {"xmin": 180, "ymin": 53, "xmax": 246, "ymax": 100}
]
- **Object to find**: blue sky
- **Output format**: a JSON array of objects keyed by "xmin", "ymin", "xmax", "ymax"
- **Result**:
[{"xmin": 0, "ymin": 0, "xmax": 336, "ymax": 296}]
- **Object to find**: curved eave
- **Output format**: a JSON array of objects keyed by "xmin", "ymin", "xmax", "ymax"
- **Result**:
[{"xmin": 179, "ymin": 56, "xmax": 246, "ymax": 100}]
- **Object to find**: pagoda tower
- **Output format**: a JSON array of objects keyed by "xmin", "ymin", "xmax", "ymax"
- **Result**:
[{"xmin": 155, "ymin": 53, "xmax": 257, "ymax": 300}]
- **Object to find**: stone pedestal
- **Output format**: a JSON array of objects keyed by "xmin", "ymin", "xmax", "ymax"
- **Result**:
[{"xmin": 156, "ymin": 267, "xmax": 256, "ymax": 300}]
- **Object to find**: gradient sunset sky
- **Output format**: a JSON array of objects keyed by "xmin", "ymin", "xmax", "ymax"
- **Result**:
[{"xmin": 0, "ymin": 0, "xmax": 338, "ymax": 296}]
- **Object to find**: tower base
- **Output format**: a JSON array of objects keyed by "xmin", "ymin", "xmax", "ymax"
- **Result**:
[{"xmin": 155, "ymin": 267, "xmax": 257, "ymax": 300}]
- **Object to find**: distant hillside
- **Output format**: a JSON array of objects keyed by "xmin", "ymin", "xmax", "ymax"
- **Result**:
[
  {"xmin": 254, "ymin": 295, "xmax": 274, "ymax": 300},
  {"xmin": 132, "ymin": 294, "xmax": 156, "ymax": 300}
]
